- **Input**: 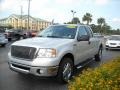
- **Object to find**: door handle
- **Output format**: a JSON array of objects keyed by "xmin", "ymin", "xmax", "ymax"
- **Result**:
[{"xmin": 73, "ymin": 44, "xmax": 77, "ymax": 46}]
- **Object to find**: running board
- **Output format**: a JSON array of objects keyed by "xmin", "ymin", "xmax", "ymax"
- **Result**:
[
  {"xmin": 77, "ymin": 65, "xmax": 83, "ymax": 69},
  {"xmin": 76, "ymin": 59, "xmax": 94, "ymax": 69}
]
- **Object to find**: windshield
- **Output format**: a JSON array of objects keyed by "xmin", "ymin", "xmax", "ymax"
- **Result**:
[
  {"xmin": 37, "ymin": 25, "xmax": 77, "ymax": 39},
  {"xmin": 109, "ymin": 36, "xmax": 120, "ymax": 40}
]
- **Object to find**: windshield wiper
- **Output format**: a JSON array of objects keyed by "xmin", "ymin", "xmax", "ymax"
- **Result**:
[
  {"xmin": 46, "ymin": 36, "xmax": 61, "ymax": 38},
  {"xmin": 37, "ymin": 35, "xmax": 43, "ymax": 37}
]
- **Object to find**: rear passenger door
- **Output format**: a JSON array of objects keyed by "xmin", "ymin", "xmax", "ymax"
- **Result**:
[{"xmin": 85, "ymin": 26, "xmax": 97, "ymax": 57}]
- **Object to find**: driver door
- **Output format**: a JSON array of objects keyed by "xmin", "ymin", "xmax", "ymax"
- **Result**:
[{"xmin": 75, "ymin": 26, "xmax": 91, "ymax": 64}]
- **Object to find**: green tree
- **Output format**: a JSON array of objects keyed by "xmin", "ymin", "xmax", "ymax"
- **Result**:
[
  {"xmin": 97, "ymin": 17, "xmax": 105, "ymax": 34},
  {"xmin": 97, "ymin": 17, "xmax": 105, "ymax": 26},
  {"xmin": 102, "ymin": 23, "xmax": 111, "ymax": 34},
  {"xmin": 82, "ymin": 13, "xmax": 92, "ymax": 25},
  {"xmin": 7, "ymin": 25, "xmax": 13, "ymax": 29},
  {"xmin": 71, "ymin": 17, "xmax": 80, "ymax": 24}
]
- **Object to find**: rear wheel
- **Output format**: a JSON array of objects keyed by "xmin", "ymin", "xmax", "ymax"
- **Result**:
[
  {"xmin": 95, "ymin": 47, "xmax": 102, "ymax": 61},
  {"xmin": 57, "ymin": 57, "xmax": 73, "ymax": 84}
]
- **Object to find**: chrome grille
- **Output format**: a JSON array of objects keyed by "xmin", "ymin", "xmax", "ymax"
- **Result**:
[
  {"xmin": 11, "ymin": 45, "xmax": 36, "ymax": 60},
  {"xmin": 110, "ymin": 43, "xmax": 116, "ymax": 45}
]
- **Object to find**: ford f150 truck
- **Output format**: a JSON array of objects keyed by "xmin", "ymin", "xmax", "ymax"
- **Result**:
[{"xmin": 8, "ymin": 24, "xmax": 103, "ymax": 83}]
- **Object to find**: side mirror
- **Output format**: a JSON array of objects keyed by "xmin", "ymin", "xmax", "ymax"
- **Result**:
[{"xmin": 77, "ymin": 35, "xmax": 89, "ymax": 41}]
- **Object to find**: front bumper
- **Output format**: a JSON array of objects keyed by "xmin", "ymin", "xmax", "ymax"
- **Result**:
[{"xmin": 8, "ymin": 61, "xmax": 59, "ymax": 77}]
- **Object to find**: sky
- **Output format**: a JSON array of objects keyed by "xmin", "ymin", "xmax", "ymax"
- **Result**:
[{"xmin": 0, "ymin": 0, "xmax": 120, "ymax": 29}]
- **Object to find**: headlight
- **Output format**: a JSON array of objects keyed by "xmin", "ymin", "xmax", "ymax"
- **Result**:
[
  {"xmin": 106, "ymin": 40, "xmax": 109, "ymax": 45},
  {"xmin": 37, "ymin": 48, "xmax": 56, "ymax": 58}
]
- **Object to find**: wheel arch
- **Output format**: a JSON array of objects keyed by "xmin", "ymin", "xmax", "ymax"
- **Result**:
[{"xmin": 59, "ymin": 53, "xmax": 74, "ymax": 66}]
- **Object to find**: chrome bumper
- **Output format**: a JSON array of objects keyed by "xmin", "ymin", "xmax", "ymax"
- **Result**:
[
  {"xmin": 106, "ymin": 45, "xmax": 120, "ymax": 49},
  {"xmin": 9, "ymin": 62, "xmax": 58, "ymax": 77}
]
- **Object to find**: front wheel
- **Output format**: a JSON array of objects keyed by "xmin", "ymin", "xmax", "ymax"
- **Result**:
[
  {"xmin": 1, "ymin": 44, "xmax": 6, "ymax": 47},
  {"xmin": 95, "ymin": 48, "xmax": 102, "ymax": 61},
  {"xmin": 57, "ymin": 57, "xmax": 73, "ymax": 84},
  {"xmin": 105, "ymin": 47, "xmax": 109, "ymax": 50}
]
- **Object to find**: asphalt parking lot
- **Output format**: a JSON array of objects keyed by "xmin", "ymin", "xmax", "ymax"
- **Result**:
[{"xmin": 0, "ymin": 41, "xmax": 120, "ymax": 90}]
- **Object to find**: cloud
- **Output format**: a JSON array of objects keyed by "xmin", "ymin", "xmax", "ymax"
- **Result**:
[
  {"xmin": 31, "ymin": 7, "xmax": 70, "ymax": 23},
  {"xmin": 1, "ymin": 0, "xmax": 21, "ymax": 12},
  {"xmin": 112, "ymin": 18, "xmax": 120, "ymax": 23},
  {"xmin": 95, "ymin": 0, "xmax": 109, "ymax": 5},
  {"xmin": 54, "ymin": 0, "xmax": 83, "ymax": 6},
  {"xmin": 0, "ymin": 0, "xmax": 50, "ymax": 15}
]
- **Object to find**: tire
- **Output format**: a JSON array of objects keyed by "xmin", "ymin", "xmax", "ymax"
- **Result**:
[
  {"xmin": 95, "ymin": 47, "xmax": 102, "ymax": 61},
  {"xmin": 57, "ymin": 57, "xmax": 73, "ymax": 84},
  {"xmin": 1, "ymin": 44, "xmax": 6, "ymax": 47},
  {"xmin": 105, "ymin": 48, "xmax": 109, "ymax": 50}
]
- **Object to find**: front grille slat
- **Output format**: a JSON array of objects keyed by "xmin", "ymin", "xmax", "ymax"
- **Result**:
[
  {"xmin": 12, "ymin": 64, "xmax": 30, "ymax": 71},
  {"xmin": 110, "ymin": 43, "xmax": 116, "ymax": 45},
  {"xmin": 11, "ymin": 45, "xmax": 36, "ymax": 60}
]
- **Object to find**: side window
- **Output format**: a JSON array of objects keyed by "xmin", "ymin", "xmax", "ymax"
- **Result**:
[
  {"xmin": 78, "ymin": 26, "xmax": 88, "ymax": 37},
  {"xmin": 85, "ymin": 26, "xmax": 93, "ymax": 37}
]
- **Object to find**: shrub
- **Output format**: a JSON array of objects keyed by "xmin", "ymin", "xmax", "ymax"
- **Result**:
[{"xmin": 68, "ymin": 57, "xmax": 120, "ymax": 90}]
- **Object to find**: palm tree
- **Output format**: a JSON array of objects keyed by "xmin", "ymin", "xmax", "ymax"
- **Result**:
[
  {"xmin": 97, "ymin": 17, "xmax": 105, "ymax": 34},
  {"xmin": 97, "ymin": 17, "xmax": 105, "ymax": 26},
  {"xmin": 102, "ymin": 23, "xmax": 111, "ymax": 34},
  {"xmin": 82, "ymin": 13, "xmax": 92, "ymax": 25}
]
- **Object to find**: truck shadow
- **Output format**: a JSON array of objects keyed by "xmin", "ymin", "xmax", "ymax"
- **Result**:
[
  {"xmin": 74, "ymin": 59, "xmax": 101, "ymax": 77},
  {"xmin": 15, "ymin": 73, "xmax": 67, "ymax": 90}
]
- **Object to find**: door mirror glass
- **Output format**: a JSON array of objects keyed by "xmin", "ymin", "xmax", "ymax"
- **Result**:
[
  {"xmin": 77, "ymin": 35, "xmax": 89, "ymax": 41},
  {"xmin": 77, "ymin": 26, "xmax": 89, "ymax": 41}
]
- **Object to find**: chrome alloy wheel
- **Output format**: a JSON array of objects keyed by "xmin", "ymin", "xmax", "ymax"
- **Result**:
[{"xmin": 62, "ymin": 62, "xmax": 72, "ymax": 82}]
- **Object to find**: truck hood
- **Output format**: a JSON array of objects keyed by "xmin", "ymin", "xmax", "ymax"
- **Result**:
[{"xmin": 12, "ymin": 37, "xmax": 74, "ymax": 48}]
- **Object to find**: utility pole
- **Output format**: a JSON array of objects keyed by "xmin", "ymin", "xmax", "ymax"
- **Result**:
[
  {"xmin": 21, "ymin": 5, "xmax": 23, "ymax": 30},
  {"xmin": 71, "ymin": 10, "xmax": 76, "ymax": 18},
  {"xmin": 27, "ymin": 0, "xmax": 31, "ymax": 30}
]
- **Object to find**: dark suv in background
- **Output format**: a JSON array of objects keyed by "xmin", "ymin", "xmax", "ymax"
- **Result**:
[
  {"xmin": 5, "ymin": 29, "xmax": 26, "ymax": 41},
  {"xmin": 5, "ymin": 29, "xmax": 38, "ymax": 41}
]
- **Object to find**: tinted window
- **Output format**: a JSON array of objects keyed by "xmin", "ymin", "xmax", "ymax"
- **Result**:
[{"xmin": 85, "ymin": 27, "xmax": 93, "ymax": 37}]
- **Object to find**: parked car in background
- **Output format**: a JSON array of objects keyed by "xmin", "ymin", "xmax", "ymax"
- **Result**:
[
  {"xmin": 5, "ymin": 29, "xmax": 15, "ymax": 41},
  {"xmin": 93, "ymin": 33, "xmax": 104, "ymax": 46},
  {"xmin": 5, "ymin": 29, "xmax": 28, "ymax": 41},
  {"xmin": 105, "ymin": 35, "xmax": 120, "ymax": 50},
  {"xmin": 30, "ymin": 30, "xmax": 38, "ymax": 37},
  {"xmin": 5, "ymin": 29, "xmax": 38, "ymax": 41},
  {"xmin": 0, "ymin": 33, "xmax": 8, "ymax": 47},
  {"xmin": 93, "ymin": 33, "xmax": 104, "ymax": 38}
]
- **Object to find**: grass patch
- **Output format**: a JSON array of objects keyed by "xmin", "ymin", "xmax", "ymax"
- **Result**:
[{"xmin": 68, "ymin": 57, "xmax": 120, "ymax": 90}]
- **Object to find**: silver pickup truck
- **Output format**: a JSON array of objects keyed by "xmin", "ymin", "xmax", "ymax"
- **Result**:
[{"xmin": 8, "ymin": 24, "xmax": 103, "ymax": 83}]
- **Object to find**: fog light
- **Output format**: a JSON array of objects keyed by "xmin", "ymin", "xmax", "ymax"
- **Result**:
[
  {"xmin": 37, "ymin": 69, "xmax": 44, "ymax": 74},
  {"xmin": 40, "ymin": 69, "xmax": 44, "ymax": 73},
  {"xmin": 37, "ymin": 69, "xmax": 41, "ymax": 74}
]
